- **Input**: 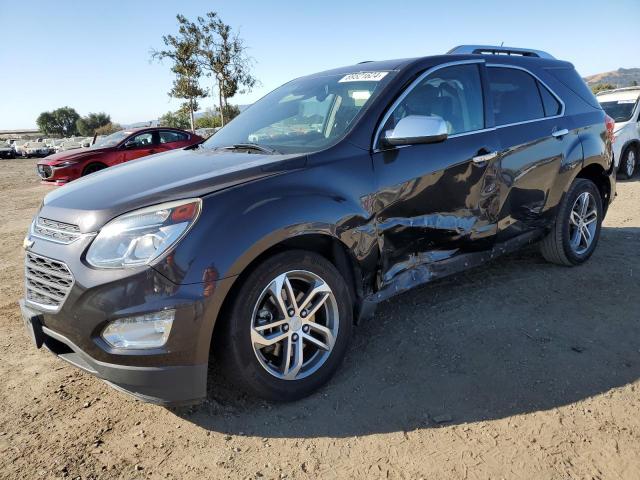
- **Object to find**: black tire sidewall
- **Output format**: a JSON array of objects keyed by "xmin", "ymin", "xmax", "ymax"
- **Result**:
[
  {"xmin": 224, "ymin": 250, "xmax": 353, "ymax": 401},
  {"xmin": 83, "ymin": 164, "xmax": 105, "ymax": 176},
  {"xmin": 560, "ymin": 179, "xmax": 603, "ymax": 264}
]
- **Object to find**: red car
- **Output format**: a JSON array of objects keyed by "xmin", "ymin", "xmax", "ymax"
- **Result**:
[{"xmin": 36, "ymin": 127, "xmax": 203, "ymax": 185}]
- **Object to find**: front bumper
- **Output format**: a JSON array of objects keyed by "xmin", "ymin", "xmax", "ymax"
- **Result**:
[
  {"xmin": 36, "ymin": 163, "xmax": 82, "ymax": 185},
  {"xmin": 21, "ymin": 236, "xmax": 236, "ymax": 405},
  {"xmin": 20, "ymin": 300, "xmax": 206, "ymax": 405}
]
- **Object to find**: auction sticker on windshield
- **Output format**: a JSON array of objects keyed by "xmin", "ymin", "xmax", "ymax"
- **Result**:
[{"xmin": 339, "ymin": 72, "xmax": 388, "ymax": 83}]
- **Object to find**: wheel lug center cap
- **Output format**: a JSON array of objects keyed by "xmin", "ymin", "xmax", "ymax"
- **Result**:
[{"xmin": 289, "ymin": 317, "xmax": 302, "ymax": 332}]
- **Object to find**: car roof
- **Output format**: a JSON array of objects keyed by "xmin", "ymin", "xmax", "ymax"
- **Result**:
[
  {"xmin": 304, "ymin": 49, "xmax": 572, "ymax": 81},
  {"xmin": 125, "ymin": 126, "xmax": 190, "ymax": 135}
]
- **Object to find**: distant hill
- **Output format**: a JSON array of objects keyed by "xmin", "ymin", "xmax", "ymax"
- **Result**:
[{"xmin": 584, "ymin": 68, "xmax": 640, "ymax": 88}]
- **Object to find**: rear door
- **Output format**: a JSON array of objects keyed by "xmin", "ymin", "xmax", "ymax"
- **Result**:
[
  {"xmin": 157, "ymin": 130, "xmax": 191, "ymax": 153},
  {"xmin": 486, "ymin": 64, "xmax": 574, "ymax": 240},
  {"xmin": 372, "ymin": 61, "xmax": 502, "ymax": 287}
]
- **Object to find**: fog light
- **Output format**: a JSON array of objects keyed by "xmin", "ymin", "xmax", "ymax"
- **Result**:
[{"xmin": 102, "ymin": 310, "xmax": 174, "ymax": 349}]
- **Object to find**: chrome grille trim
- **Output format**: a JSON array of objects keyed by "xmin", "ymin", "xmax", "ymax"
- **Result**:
[
  {"xmin": 32, "ymin": 217, "xmax": 81, "ymax": 244},
  {"xmin": 24, "ymin": 252, "xmax": 74, "ymax": 312}
]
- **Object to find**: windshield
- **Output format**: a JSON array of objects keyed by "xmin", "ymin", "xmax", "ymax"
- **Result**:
[
  {"xmin": 91, "ymin": 130, "xmax": 130, "ymax": 148},
  {"xmin": 599, "ymin": 100, "xmax": 637, "ymax": 123},
  {"xmin": 203, "ymin": 71, "xmax": 395, "ymax": 154}
]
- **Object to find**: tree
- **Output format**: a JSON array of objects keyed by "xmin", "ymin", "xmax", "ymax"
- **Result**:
[
  {"xmin": 36, "ymin": 111, "xmax": 57, "ymax": 136},
  {"xmin": 152, "ymin": 15, "xmax": 208, "ymax": 132},
  {"xmin": 195, "ymin": 12, "xmax": 256, "ymax": 126},
  {"xmin": 220, "ymin": 104, "xmax": 241, "ymax": 123},
  {"xmin": 591, "ymin": 83, "xmax": 616, "ymax": 94},
  {"xmin": 36, "ymin": 107, "xmax": 80, "ymax": 136},
  {"xmin": 195, "ymin": 110, "xmax": 221, "ymax": 129},
  {"xmin": 76, "ymin": 112, "xmax": 111, "ymax": 136},
  {"xmin": 159, "ymin": 109, "xmax": 191, "ymax": 129},
  {"xmin": 94, "ymin": 123, "xmax": 122, "ymax": 136}
]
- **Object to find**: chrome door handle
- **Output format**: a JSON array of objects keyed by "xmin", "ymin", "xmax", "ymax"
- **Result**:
[
  {"xmin": 552, "ymin": 128, "xmax": 569, "ymax": 138},
  {"xmin": 472, "ymin": 151, "xmax": 498, "ymax": 164}
]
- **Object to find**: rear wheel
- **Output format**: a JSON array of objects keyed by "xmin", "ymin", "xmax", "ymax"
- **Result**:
[
  {"xmin": 82, "ymin": 163, "xmax": 106, "ymax": 176},
  {"xmin": 540, "ymin": 178, "xmax": 603, "ymax": 266},
  {"xmin": 618, "ymin": 146, "xmax": 637, "ymax": 180},
  {"xmin": 217, "ymin": 250, "xmax": 353, "ymax": 401}
]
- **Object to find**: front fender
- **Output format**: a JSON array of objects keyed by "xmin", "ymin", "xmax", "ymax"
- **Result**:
[{"xmin": 153, "ymin": 154, "xmax": 377, "ymax": 286}]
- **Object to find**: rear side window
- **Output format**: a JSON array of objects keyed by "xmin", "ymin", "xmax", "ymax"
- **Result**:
[
  {"xmin": 487, "ymin": 67, "xmax": 544, "ymax": 126},
  {"xmin": 160, "ymin": 130, "xmax": 189, "ymax": 143}
]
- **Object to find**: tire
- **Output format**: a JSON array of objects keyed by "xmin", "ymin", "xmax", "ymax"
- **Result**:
[
  {"xmin": 617, "ymin": 146, "xmax": 637, "ymax": 180},
  {"xmin": 540, "ymin": 178, "xmax": 603, "ymax": 266},
  {"xmin": 217, "ymin": 250, "xmax": 353, "ymax": 401},
  {"xmin": 82, "ymin": 163, "xmax": 106, "ymax": 176}
]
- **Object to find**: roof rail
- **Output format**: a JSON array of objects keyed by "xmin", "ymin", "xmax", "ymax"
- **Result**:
[{"xmin": 448, "ymin": 45, "xmax": 555, "ymax": 60}]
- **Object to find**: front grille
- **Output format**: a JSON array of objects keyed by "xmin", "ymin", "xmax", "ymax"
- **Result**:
[
  {"xmin": 24, "ymin": 252, "xmax": 74, "ymax": 311},
  {"xmin": 33, "ymin": 217, "xmax": 81, "ymax": 244},
  {"xmin": 37, "ymin": 165, "xmax": 52, "ymax": 179}
]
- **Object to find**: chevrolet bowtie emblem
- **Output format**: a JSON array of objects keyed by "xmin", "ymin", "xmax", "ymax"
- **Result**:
[{"xmin": 23, "ymin": 236, "xmax": 34, "ymax": 250}]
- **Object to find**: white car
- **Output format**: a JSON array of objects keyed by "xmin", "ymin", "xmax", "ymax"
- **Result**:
[
  {"xmin": 12, "ymin": 140, "xmax": 28, "ymax": 157},
  {"xmin": 596, "ymin": 87, "xmax": 640, "ymax": 179},
  {"xmin": 22, "ymin": 141, "xmax": 52, "ymax": 158}
]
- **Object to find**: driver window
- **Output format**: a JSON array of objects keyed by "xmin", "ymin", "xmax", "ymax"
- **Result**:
[
  {"xmin": 381, "ymin": 64, "xmax": 484, "ymax": 142},
  {"xmin": 125, "ymin": 132, "xmax": 153, "ymax": 148}
]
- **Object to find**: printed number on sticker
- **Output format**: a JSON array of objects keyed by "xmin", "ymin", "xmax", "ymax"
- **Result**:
[{"xmin": 339, "ymin": 72, "xmax": 388, "ymax": 83}]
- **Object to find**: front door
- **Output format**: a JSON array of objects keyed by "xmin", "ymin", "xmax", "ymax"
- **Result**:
[
  {"xmin": 119, "ymin": 131, "xmax": 159, "ymax": 163},
  {"xmin": 371, "ymin": 62, "xmax": 501, "ymax": 287}
]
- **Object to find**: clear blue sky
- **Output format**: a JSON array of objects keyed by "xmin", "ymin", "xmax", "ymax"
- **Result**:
[{"xmin": 1, "ymin": 0, "xmax": 638, "ymax": 129}]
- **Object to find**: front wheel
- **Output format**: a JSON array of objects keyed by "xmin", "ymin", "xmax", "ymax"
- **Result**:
[
  {"xmin": 217, "ymin": 250, "xmax": 353, "ymax": 401},
  {"xmin": 618, "ymin": 146, "xmax": 637, "ymax": 180},
  {"xmin": 540, "ymin": 178, "xmax": 603, "ymax": 266},
  {"xmin": 82, "ymin": 163, "xmax": 106, "ymax": 176}
]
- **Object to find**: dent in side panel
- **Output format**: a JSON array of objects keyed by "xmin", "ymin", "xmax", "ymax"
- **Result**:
[{"xmin": 372, "ymin": 132, "xmax": 501, "ymax": 289}]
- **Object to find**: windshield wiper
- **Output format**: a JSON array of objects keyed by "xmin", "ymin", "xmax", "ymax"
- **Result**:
[{"xmin": 221, "ymin": 143, "xmax": 280, "ymax": 155}]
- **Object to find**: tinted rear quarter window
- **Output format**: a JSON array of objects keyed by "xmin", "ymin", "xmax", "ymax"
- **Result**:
[
  {"xmin": 546, "ymin": 67, "xmax": 600, "ymax": 109},
  {"xmin": 538, "ymin": 82, "xmax": 562, "ymax": 116},
  {"xmin": 487, "ymin": 67, "xmax": 544, "ymax": 126}
]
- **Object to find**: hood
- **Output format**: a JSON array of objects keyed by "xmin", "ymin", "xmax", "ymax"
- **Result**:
[
  {"xmin": 40, "ymin": 147, "xmax": 306, "ymax": 232},
  {"xmin": 613, "ymin": 120, "xmax": 630, "ymax": 133},
  {"xmin": 39, "ymin": 147, "xmax": 109, "ymax": 165}
]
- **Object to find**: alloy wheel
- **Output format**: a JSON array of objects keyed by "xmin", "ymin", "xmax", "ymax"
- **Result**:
[
  {"xmin": 250, "ymin": 270, "xmax": 339, "ymax": 381},
  {"xmin": 625, "ymin": 150, "xmax": 636, "ymax": 178},
  {"xmin": 569, "ymin": 191, "xmax": 598, "ymax": 255}
]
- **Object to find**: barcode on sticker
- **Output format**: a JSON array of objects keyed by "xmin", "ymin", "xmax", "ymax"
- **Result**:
[{"xmin": 339, "ymin": 72, "xmax": 388, "ymax": 83}]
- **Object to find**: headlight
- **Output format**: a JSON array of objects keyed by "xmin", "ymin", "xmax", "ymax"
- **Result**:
[
  {"xmin": 53, "ymin": 160, "xmax": 80, "ymax": 168},
  {"xmin": 86, "ymin": 198, "xmax": 201, "ymax": 268},
  {"xmin": 102, "ymin": 310, "xmax": 175, "ymax": 349}
]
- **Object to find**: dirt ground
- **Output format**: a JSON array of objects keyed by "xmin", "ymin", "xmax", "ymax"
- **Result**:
[{"xmin": 0, "ymin": 157, "xmax": 639, "ymax": 480}]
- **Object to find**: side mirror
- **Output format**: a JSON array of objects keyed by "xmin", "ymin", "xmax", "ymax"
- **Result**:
[{"xmin": 382, "ymin": 115, "xmax": 448, "ymax": 147}]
